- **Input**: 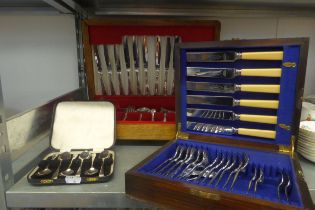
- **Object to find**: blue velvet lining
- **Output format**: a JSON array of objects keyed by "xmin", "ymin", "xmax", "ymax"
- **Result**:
[
  {"xmin": 138, "ymin": 139, "xmax": 303, "ymax": 208},
  {"xmin": 180, "ymin": 45, "xmax": 300, "ymax": 146}
]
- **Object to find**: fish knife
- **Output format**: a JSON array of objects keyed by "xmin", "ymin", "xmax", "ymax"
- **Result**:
[
  {"xmin": 187, "ymin": 121, "xmax": 276, "ymax": 139},
  {"xmin": 186, "ymin": 81, "xmax": 280, "ymax": 94},
  {"xmin": 187, "ymin": 95, "xmax": 279, "ymax": 109},
  {"xmin": 187, "ymin": 108, "xmax": 277, "ymax": 124},
  {"xmin": 187, "ymin": 67, "xmax": 282, "ymax": 78},
  {"xmin": 186, "ymin": 51, "xmax": 283, "ymax": 62}
]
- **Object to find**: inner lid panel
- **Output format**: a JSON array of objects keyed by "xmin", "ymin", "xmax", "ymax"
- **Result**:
[{"xmin": 51, "ymin": 101, "xmax": 115, "ymax": 151}]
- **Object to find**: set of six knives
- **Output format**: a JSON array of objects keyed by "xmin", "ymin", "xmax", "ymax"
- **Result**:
[{"xmin": 185, "ymin": 50, "xmax": 283, "ymax": 140}]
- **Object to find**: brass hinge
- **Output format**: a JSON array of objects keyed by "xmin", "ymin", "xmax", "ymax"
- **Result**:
[
  {"xmin": 176, "ymin": 131, "xmax": 189, "ymax": 140},
  {"xmin": 278, "ymin": 145, "xmax": 291, "ymax": 155},
  {"xmin": 176, "ymin": 123, "xmax": 189, "ymax": 140},
  {"xmin": 278, "ymin": 136, "xmax": 295, "ymax": 157}
]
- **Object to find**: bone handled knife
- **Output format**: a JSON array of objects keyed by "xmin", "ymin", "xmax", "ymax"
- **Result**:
[
  {"xmin": 187, "ymin": 95, "xmax": 279, "ymax": 109},
  {"xmin": 187, "ymin": 122, "xmax": 276, "ymax": 139},
  {"xmin": 187, "ymin": 108, "xmax": 277, "ymax": 124},
  {"xmin": 186, "ymin": 81, "xmax": 280, "ymax": 94},
  {"xmin": 186, "ymin": 51, "xmax": 283, "ymax": 62},
  {"xmin": 187, "ymin": 67, "xmax": 282, "ymax": 78}
]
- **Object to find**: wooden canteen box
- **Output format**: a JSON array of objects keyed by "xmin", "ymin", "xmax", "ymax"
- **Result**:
[{"xmin": 125, "ymin": 38, "xmax": 314, "ymax": 210}]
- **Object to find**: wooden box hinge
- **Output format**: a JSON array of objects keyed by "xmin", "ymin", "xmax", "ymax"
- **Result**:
[
  {"xmin": 176, "ymin": 131, "xmax": 189, "ymax": 140},
  {"xmin": 176, "ymin": 123, "xmax": 188, "ymax": 140},
  {"xmin": 278, "ymin": 136, "xmax": 295, "ymax": 157}
]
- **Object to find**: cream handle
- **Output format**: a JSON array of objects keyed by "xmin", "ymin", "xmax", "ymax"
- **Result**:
[
  {"xmin": 238, "ymin": 128, "xmax": 276, "ymax": 139},
  {"xmin": 239, "ymin": 114, "xmax": 277, "ymax": 124},
  {"xmin": 240, "ymin": 68, "xmax": 282, "ymax": 77},
  {"xmin": 239, "ymin": 100, "xmax": 279, "ymax": 109},
  {"xmin": 241, "ymin": 51, "xmax": 283, "ymax": 60},
  {"xmin": 240, "ymin": 84, "xmax": 280, "ymax": 93}
]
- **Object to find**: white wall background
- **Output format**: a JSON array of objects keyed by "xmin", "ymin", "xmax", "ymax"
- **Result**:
[
  {"xmin": 0, "ymin": 14, "xmax": 79, "ymax": 118},
  {"xmin": 0, "ymin": 15, "xmax": 314, "ymax": 118}
]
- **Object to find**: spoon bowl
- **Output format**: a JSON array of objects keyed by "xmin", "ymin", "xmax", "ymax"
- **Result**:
[
  {"xmin": 60, "ymin": 168, "xmax": 75, "ymax": 176},
  {"xmin": 35, "ymin": 154, "xmax": 58, "ymax": 176},
  {"xmin": 84, "ymin": 167, "xmax": 99, "ymax": 176},
  {"xmin": 36, "ymin": 168, "xmax": 52, "ymax": 176}
]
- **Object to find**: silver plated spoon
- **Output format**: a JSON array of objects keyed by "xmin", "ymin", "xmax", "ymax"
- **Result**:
[
  {"xmin": 60, "ymin": 155, "xmax": 78, "ymax": 176},
  {"xmin": 36, "ymin": 154, "xmax": 60, "ymax": 176},
  {"xmin": 36, "ymin": 162, "xmax": 54, "ymax": 176},
  {"xmin": 84, "ymin": 156, "xmax": 100, "ymax": 176}
]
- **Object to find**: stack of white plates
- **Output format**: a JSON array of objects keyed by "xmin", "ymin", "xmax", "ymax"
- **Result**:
[{"xmin": 298, "ymin": 121, "xmax": 315, "ymax": 162}]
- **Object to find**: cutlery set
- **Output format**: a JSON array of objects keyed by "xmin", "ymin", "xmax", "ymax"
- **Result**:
[
  {"xmin": 147, "ymin": 145, "xmax": 293, "ymax": 202},
  {"xmin": 31, "ymin": 150, "xmax": 114, "ymax": 180},
  {"xmin": 92, "ymin": 35, "xmax": 180, "ymax": 96},
  {"xmin": 28, "ymin": 101, "xmax": 116, "ymax": 185},
  {"xmin": 117, "ymin": 106, "xmax": 175, "ymax": 122},
  {"xmin": 186, "ymin": 50, "xmax": 283, "ymax": 139},
  {"xmin": 127, "ymin": 39, "xmax": 310, "ymax": 210}
]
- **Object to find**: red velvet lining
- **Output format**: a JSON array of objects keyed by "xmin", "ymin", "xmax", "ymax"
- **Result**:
[
  {"xmin": 89, "ymin": 25, "xmax": 217, "ymax": 44},
  {"xmin": 90, "ymin": 24, "xmax": 218, "ymax": 124},
  {"xmin": 95, "ymin": 95, "xmax": 176, "ymax": 123},
  {"xmin": 95, "ymin": 95, "xmax": 175, "ymax": 109}
]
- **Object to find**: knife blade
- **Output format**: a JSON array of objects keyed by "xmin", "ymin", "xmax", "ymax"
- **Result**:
[
  {"xmin": 97, "ymin": 45, "xmax": 112, "ymax": 95},
  {"xmin": 187, "ymin": 121, "xmax": 276, "ymax": 139},
  {"xmin": 187, "ymin": 67, "xmax": 282, "ymax": 78},
  {"xmin": 187, "ymin": 95, "xmax": 279, "ymax": 109},
  {"xmin": 187, "ymin": 108, "xmax": 277, "ymax": 124},
  {"xmin": 186, "ymin": 81, "xmax": 280, "ymax": 94},
  {"xmin": 186, "ymin": 51, "xmax": 283, "ymax": 62},
  {"xmin": 91, "ymin": 47, "xmax": 103, "ymax": 95},
  {"xmin": 127, "ymin": 36, "xmax": 138, "ymax": 95}
]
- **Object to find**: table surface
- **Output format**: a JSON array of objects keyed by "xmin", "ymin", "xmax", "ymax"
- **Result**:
[{"xmin": 6, "ymin": 145, "xmax": 315, "ymax": 208}]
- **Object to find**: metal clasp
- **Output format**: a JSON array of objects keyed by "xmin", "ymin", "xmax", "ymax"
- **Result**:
[
  {"xmin": 279, "ymin": 124, "xmax": 291, "ymax": 131},
  {"xmin": 283, "ymin": 62, "xmax": 296, "ymax": 68}
]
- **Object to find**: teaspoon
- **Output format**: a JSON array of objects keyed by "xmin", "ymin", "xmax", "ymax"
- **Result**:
[
  {"xmin": 60, "ymin": 155, "xmax": 79, "ymax": 176},
  {"xmin": 84, "ymin": 155, "xmax": 100, "ymax": 176}
]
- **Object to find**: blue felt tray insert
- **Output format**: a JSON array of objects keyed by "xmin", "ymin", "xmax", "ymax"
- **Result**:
[
  {"xmin": 180, "ymin": 45, "xmax": 301, "ymax": 146},
  {"xmin": 138, "ymin": 139, "xmax": 303, "ymax": 208}
]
